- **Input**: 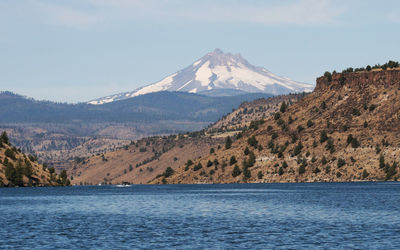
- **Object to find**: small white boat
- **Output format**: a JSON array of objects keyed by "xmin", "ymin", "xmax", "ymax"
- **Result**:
[{"xmin": 115, "ymin": 182, "xmax": 132, "ymax": 187}]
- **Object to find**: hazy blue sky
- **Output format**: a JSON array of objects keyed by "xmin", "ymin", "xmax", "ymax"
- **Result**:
[{"xmin": 1, "ymin": 0, "xmax": 399, "ymax": 102}]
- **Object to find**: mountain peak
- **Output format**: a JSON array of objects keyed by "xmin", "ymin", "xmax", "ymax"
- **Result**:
[
  {"xmin": 211, "ymin": 48, "xmax": 224, "ymax": 54},
  {"xmin": 88, "ymin": 50, "xmax": 314, "ymax": 105},
  {"xmin": 202, "ymin": 49, "xmax": 247, "ymax": 69}
]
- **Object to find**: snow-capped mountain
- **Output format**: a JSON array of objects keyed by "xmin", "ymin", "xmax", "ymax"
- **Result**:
[{"xmin": 88, "ymin": 49, "xmax": 313, "ymax": 105}]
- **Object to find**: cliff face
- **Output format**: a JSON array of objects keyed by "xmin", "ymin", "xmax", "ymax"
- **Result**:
[
  {"xmin": 155, "ymin": 68, "xmax": 400, "ymax": 184},
  {"xmin": 314, "ymin": 69, "xmax": 400, "ymax": 132},
  {"xmin": 315, "ymin": 69, "xmax": 400, "ymax": 92}
]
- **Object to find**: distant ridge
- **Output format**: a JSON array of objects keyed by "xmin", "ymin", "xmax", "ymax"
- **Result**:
[{"xmin": 0, "ymin": 91, "xmax": 272, "ymax": 123}]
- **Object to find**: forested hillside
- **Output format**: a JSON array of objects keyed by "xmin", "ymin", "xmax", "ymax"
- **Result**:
[{"xmin": 0, "ymin": 131, "xmax": 70, "ymax": 187}]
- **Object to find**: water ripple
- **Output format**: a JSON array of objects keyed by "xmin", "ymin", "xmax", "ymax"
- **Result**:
[{"xmin": 1, "ymin": 183, "xmax": 400, "ymax": 249}]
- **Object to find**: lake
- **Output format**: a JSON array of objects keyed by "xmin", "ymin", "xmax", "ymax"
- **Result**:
[{"xmin": 1, "ymin": 182, "xmax": 400, "ymax": 249}]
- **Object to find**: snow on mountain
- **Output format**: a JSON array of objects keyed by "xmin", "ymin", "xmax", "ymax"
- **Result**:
[{"xmin": 88, "ymin": 49, "xmax": 313, "ymax": 105}]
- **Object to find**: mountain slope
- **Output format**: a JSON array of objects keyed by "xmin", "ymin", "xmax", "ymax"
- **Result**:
[
  {"xmin": 209, "ymin": 93, "xmax": 307, "ymax": 132},
  {"xmin": 153, "ymin": 67, "xmax": 400, "ymax": 184},
  {"xmin": 89, "ymin": 49, "xmax": 313, "ymax": 104}
]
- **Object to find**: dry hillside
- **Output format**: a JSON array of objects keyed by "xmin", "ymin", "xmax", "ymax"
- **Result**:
[
  {"xmin": 153, "ymin": 67, "xmax": 400, "ymax": 184},
  {"xmin": 69, "ymin": 135, "xmax": 224, "ymax": 185},
  {"xmin": 0, "ymin": 131, "xmax": 70, "ymax": 187}
]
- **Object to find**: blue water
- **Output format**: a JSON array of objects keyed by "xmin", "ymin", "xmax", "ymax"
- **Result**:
[{"xmin": 1, "ymin": 183, "xmax": 400, "ymax": 249}]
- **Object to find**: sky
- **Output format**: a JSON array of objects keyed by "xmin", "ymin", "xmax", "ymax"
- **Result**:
[{"xmin": 0, "ymin": 0, "xmax": 399, "ymax": 103}]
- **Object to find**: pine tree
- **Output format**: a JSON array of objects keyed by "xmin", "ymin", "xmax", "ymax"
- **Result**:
[
  {"xmin": 278, "ymin": 167, "xmax": 284, "ymax": 176},
  {"xmin": 0, "ymin": 131, "xmax": 9, "ymax": 144},
  {"xmin": 324, "ymin": 71, "xmax": 332, "ymax": 82},
  {"xmin": 320, "ymin": 130, "xmax": 328, "ymax": 143},
  {"xmin": 232, "ymin": 165, "xmax": 241, "ymax": 177},
  {"xmin": 379, "ymin": 155, "xmax": 385, "ymax": 169},
  {"xmin": 229, "ymin": 156, "xmax": 237, "ymax": 166},
  {"xmin": 163, "ymin": 167, "xmax": 174, "ymax": 178},
  {"xmin": 280, "ymin": 102, "xmax": 287, "ymax": 113},
  {"xmin": 257, "ymin": 171, "xmax": 264, "ymax": 179},
  {"xmin": 225, "ymin": 136, "xmax": 232, "ymax": 149}
]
